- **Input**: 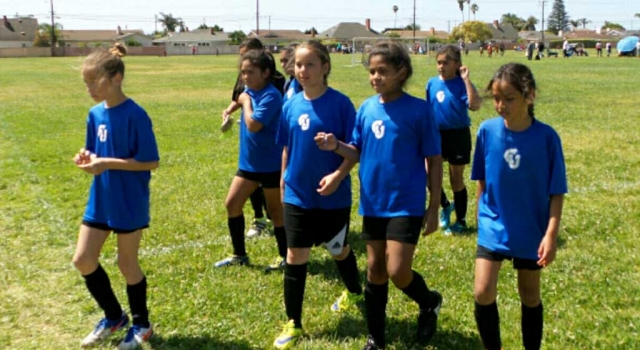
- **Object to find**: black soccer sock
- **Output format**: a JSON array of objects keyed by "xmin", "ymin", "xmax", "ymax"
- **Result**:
[
  {"xmin": 440, "ymin": 190, "xmax": 451, "ymax": 209},
  {"xmin": 274, "ymin": 226, "xmax": 287, "ymax": 258},
  {"xmin": 334, "ymin": 248, "xmax": 362, "ymax": 295},
  {"xmin": 365, "ymin": 280, "xmax": 388, "ymax": 348},
  {"xmin": 400, "ymin": 270, "xmax": 438, "ymax": 310},
  {"xmin": 126, "ymin": 277, "xmax": 150, "ymax": 328},
  {"xmin": 83, "ymin": 264, "xmax": 123, "ymax": 320},
  {"xmin": 474, "ymin": 301, "xmax": 502, "ymax": 350},
  {"xmin": 284, "ymin": 263, "xmax": 307, "ymax": 328},
  {"xmin": 249, "ymin": 188, "xmax": 264, "ymax": 219},
  {"xmin": 228, "ymin": 215, "xmax": 246, "ymax": 257},
  {"xmin": 453, "ymin": 187, "xmax": 468, "ymax": 225},
  {"xmin": 522, "ymin": 302, "xmax": 543, "ymax": 350}
]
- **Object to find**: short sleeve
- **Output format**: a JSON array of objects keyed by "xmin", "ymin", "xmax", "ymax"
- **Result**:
[
  {"xmin": 341, "ymin": 98, "xmax": 357, "ymax": 144},
  {"xmin": 350, "ymin": 105, "xmax": 364, "ymax": 151},
  {"xmin": 420, "ymin": 105, "xmax": 441, "ymax": 157},
  {"xmin": 131, "ymin": 113, "xmax": 160, "ymax": 163},
  {"xmin": 471, "ymin": 126, "xmax": 485, "ymax": 181},
  {"xmin": 85, "ymin": 114, "xmax": 96, "ymax": 153},
  {"xmin": 276, "ymin": 102, "xmax": 290, "ymax": 146},
  {"xmin": 547, "ymin": 130, "xmax": 568, "ymax": 194},
  {"xmin": 252, "ymin": 91, "xmax": 281, "ymax": 127}
]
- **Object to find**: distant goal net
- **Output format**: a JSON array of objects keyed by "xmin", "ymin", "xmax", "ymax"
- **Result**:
[{"xmin": 349, "ymin": 36, "xmax": 432, "ymax": 67}]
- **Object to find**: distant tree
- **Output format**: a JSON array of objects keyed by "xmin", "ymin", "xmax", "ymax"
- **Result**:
[
  {"xmin": 304, "ymin": 27, "xmax": 318, "ymax": 35},
  {"xmin": 125, "ymin": 39, "xmax": 142, "ymax": 47},
  {"xmin": 569, "ymin": 20, "xmax": 580, "ymax": 30},
  {"xmin": 457, "ymin": 0, "xmax": 465, "ymax": 23},
  {"xmin": 158, "ymin": 12, "xmax": 182, "ymax": 32},
  {"xmin": 635, "ymin": 13, "xmax": 640, "ymax": 19},
  {"xmin": 229, "ymin": 30, "xmax": 247, "ymax": 45},
  {"xmin": 501, "ymin": 13, "xmax": 525, "ymax": 31},
  {"xmin": 524, "ymin": 16, "xmax": 538, "ymax": 31},
  {"xmin": 211, "ymin": 24, "xmax": 223, "ymax": 31},
  {"xmin": 577, "ymin": 18, "xmax": 590, "ymax": 28},
  {"xmin": 386, "ymin": 32, "xmax": 401, "ymax": 38},
  {"xmin": 450, "ymin": 20, "xmax": 493, "ymax": 43},
  {"xmin": 471, "ymin": 3, "xmax": 479, "ymax": 20},
  {"xmin": 547, "ymin": 0, "xmax": 570, "ymax": 34},
  {"xmin": 602, "ymin": 21, "xmax": 625, "ymax": 31},
  {"xmin": 33, "ymin": 22, "xmax": 63, "ymax": 47},
  {"xmin": 197, "ymin": 23, "xmax": 208, "ymax": 29},
  {"xmin": 404, "ymin": 23, "xmax": 420, "ymax": 30}
]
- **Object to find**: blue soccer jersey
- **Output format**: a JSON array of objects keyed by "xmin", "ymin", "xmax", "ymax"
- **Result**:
[
  {"xmin": 352, "ymin": 93, "xmax": 441, "ymax": 217},
  {"xmin": 426, "ymin": 76, "xmax": 472, "ymax": 130},
  {"xmin": 239, "ymin": 83, "xmax": 283, "ymax": 173},
  {"xmin": 282, "ymin": 77, "xmax": 303, "ymax": 105},
  {"xmin": 471, "ymin": 117, "xmax": 568, "ymax": 260},
  {"xmin": 277, "ymin": 88, "xmax": 355, "ymax": 209},
  {"xmin": 83, "ymin": 99, "xmax": 160, "ymax": 231}
]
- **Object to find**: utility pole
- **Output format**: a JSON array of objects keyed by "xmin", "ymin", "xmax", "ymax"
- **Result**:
[
  {"xmin": 155, "ymin": 14, "xmax": 158, "ymax": 33},
  {"xmin": 541, "ymin": 0, "xmax": 546, "ymax": 44},
  {"xmin": 269, "ymin": 15, "xmax": 271, "ymax": 31},
  {"xmin": 412, "ymin": 0, "xmax": 416, "ymax": 38},
  {"xmin": 50, "ymin": 0, "xmax": 56, "ymax": 57},
  {"xmin": 256, "ymin": 0, "xmax": 260, "ymax": 35}
]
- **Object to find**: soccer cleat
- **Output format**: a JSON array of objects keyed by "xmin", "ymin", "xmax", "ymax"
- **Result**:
[
  {"xmin": 81, "ymin": 312, "xmax": 129, "ymax": 347},
  {"xmin": 331, "ymin": 290, "xmax": 364, "ymax": 312},
  {"xmin": 214, "ymin": 255, "xmax": 249, "ymax": 268},
  {"xmin": 362, "ymin": 335, "xmax": 384, "ymax": 350},
  {"xmin": 220, "ymin": 115, "xmax": 234, "ymax": 132},
  {"xmin": 444, "ymin": 222, "xmax": 467, "ymax": 236},
  {"xmin": 273, "ymin": 320, "xmax": 303, "ymax": 349},
  {"xmin": 417, "ymin": 290, "xmax": 442, "ymax": 344},
  {"xmin": 264, "ymin": 256, "xmax": 286, "ymax": 273},
  {"xmin": 439, "ymin": 202, "xmax": 455, "ymax": 229},
  {"xmin": 118, "ymin": 324, "xmax": 153, "ymax": 350},
  {"xmin": 247, "ymin": 218, "xmax": 269, "ymax": 238}
]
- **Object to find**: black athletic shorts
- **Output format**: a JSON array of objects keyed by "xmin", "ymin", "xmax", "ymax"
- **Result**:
[
  {"xmin": 284, "ymin": 204, "xmax": 350, "ymax": 252},
  {"xmin": 361, "ymin": 216, "xmax": 423, "ymax": 245},
  {"xmin": 476, "ymin": 245, "xmax": 542, "ymax": 271},
  {"xmin": 82, "ymin": 220, "xmax": 148, "ymax": 234},
  {"xmin": 440, "ymin": 127, "xmax": 472, "ymax": 165},
  {"xmin": 236, "ymin": 169, "xmax": 281, "ymax": 188}
]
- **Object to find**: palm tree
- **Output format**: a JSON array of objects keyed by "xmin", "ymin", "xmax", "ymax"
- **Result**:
[
  {"xmin": 471, "ymin": 3, "xmax": 479, "ymax": 20},
  {"xmin": 569, "ymin": 19, "xmax": 580, "ymax": 30},
  {"xmin": 466, "ymin": 0, "xmax": 471, "ymax": 23},
  {"xmin": 457, "ymin": 0, "xmax": 465, "ymax": 23},
  {"xmin": 393, "ymin": 5, "xmax": 399, "ymax": 28},
  {"xmin": 578, "ymin": 18, "xmax": 590, "ymax": 28},
  {"xmin": 524, "ymin": 16, "xmax": 538, "ymax": 31},
  {"xmin": 157, "ymin": 12, "xmax": 182, "ymax": 33},
  {"xmin": 635, "ymin": 13, "xmax": 640, "ymax": 19}
]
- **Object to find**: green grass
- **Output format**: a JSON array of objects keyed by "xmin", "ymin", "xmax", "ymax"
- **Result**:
[{"xmin": 1, "ymin": 52, "xmax": 639, "ymax": 350}]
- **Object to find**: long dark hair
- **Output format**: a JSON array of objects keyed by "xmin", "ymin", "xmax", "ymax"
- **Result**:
[{"xmin": 487, "ymin": 63, "xmax": 537, "ymax": 117}]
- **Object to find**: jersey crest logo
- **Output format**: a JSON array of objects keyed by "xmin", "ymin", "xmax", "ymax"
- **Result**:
[
  {"xmin": 298, "ymin": 114, "xmax": 310, "ymax": 131},
  {"xmin": 436, "ymin": 90, "xmax": 446, "ymax": 103},
  {"xmin": 503, "ymin": 148, "xmax": 521, "ymax": 169},
  {"xmin": 372, "ymin": 120, "xmax": 385, "ymax": 139},
  {"xmin": 97, "ymin": 124, "xmax": 108, "ymax": 142}
]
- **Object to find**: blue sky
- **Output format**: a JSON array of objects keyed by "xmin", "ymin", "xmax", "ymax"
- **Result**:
[{"xmin": 4, "ymin": 0, "xmax": 640, "ymax": 34}]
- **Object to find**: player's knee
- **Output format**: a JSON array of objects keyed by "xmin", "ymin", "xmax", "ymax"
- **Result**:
[
  {"xmin": 117, "ymin": 255, "xmax": 140, "ymax": 276},
  {"xmin": 518, "ymin": 286, "xmax": 540, "ymax": 306},
  {"xmin": 72, "ymin": 253, "xmax": 97, "ymax": 274},
  {"xmin": 366, "ymin": 261, "xmax": 388, "ymax": 283},
  {"xmin": 388, "ymin": 267, "xmax": 412, "ymax": 288},
  {"xmin": 474, "ymin": 286, "xmax": 496, "ymax": 305}
]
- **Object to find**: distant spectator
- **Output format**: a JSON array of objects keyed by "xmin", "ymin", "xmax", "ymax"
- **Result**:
[
  {"xmin": 499, "ymin": 42, "xmax": 505, "ymax": 56},
  {"xmin": 562, "ymin": 38, "xmax": 569, "ymax": 57},
  {"xmin": 596, "ymin": 41, "xmax": 602, "ymax": 57},
  {"xmin": 606, "ymin": 42, "xmax": 612, "ymax": 57}
]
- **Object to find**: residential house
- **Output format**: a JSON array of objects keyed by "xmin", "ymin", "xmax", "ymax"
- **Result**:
[
  {"xmin": 486, "ymin": 20, "xmax": 519, "ymax": 44},
  {"xmin": 0, "ymin": 16, "xmax": 38, "ymax": 48},
  {"xmin": 382, "ymin": 28, "xmax": 449, "ymax": 41},
  {"xmin": 247, "ymin": 29, "xmax": 309, "ymax": 48},
  {"xmin": 518, "ymin": 30, "xmax": 561, "ymax": 47},
  {"xmin": 60, "ymin": 27, "xmax": 150, "ymax": 48},
  {"xmin": 153, "ymin": 28, "xmax": 232, "ymax": 55},
  {"xmin": 318, "ymin": 19, "xmax": 380, "ymax": 41}
]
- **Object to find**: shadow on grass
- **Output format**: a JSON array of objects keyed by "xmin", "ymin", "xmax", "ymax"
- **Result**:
[
  {"xmin": 306, "ymin": 230, "xmax": 366, "ymax": 281},
  {"xmin": 146, "ymin": 333, "xmax": 257, "ymax": 350},
  {"xmin": 311, "ymin": 312, "xmax": 481, "ymax": 350}
]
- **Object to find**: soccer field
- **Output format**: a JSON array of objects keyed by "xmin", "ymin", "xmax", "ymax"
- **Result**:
[{"xmin": 1, "ymin": 51, "xmax": 639, "ymax": 350}]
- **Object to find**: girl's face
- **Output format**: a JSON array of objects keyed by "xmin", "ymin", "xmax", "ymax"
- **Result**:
[
  {"xmin": 82, "ymin": 69, "xmax": 116, "ymax": 102},
  {"xmin": 368, "ymin": 54, "xmax": 404, "ymax": 97},
  {"xmin": 240, "ymin": 60, "xmax": 269, "ymax": 90},
  {"xmin": 436, "ymin": 54, "xmax": 461, "ymax": 80},
  {"xmin": 491, "ymin": 79, "xmax": 534, "ymax": 120},
  {"xmin": 294, "ymin": 47, "xmax": 328, "ymax": 88}
]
